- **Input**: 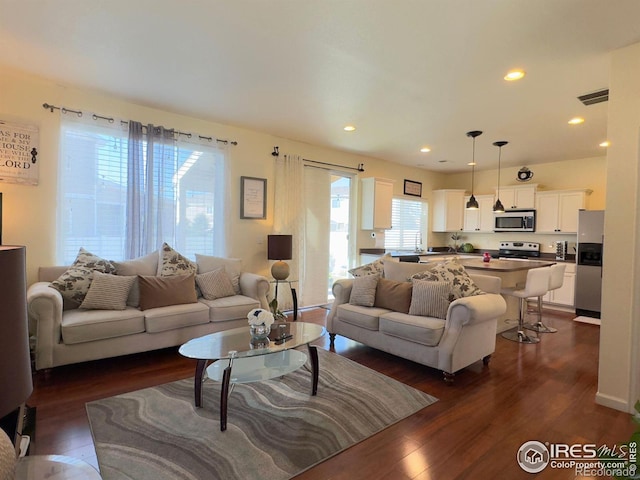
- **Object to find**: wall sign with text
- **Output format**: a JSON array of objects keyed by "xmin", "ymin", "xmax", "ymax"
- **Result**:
[{"xmin": 0, "ymin": 120, "xmax": 39, "ymax": 185}]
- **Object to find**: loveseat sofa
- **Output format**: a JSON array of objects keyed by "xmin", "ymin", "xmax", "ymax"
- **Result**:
[
  {"xmin": 27, "ymin": 245, "xmax": 270, "ymax": 371},
  {"xmin": 328, "ymin": 258, "xmax": 507, "ymax": 382}
]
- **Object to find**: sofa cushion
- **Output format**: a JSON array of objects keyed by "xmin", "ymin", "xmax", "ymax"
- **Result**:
[
  {"xmin": 79, "ymin": 272, "xmax": 136, "ymax": 311},
  {"xmin": 409, "ymin": 280, "xmax": 452, "ymax": 319},
  {"xmin": 195, "ymin": 254, "xmax": 242, "ymax": 294},
  {"xmin": 411, "ymin": 259, "xmax": 484, "ymax": 299},
  {"xmin": 196, "ymin": 267, "xmax": 236, "ymax": 300},
  {"xmin": 138, "ymin": 274, "xmax": 198, "ymax": 310},
  {"xmin": 383, "ymin": 260, "xmax": 432, "ymax": 282},
  {"xmin": 158, "ymin": 243, "xmax": 197, "ymax": 277},
  {"xmin": 144, "ymin": 302, "xmax": 210, "ymax": 333},
  {"xmin": 349, "ymin": 274, "xmax": 380, "ymax": 307},
  {"xmin": 336, "ymin": 303, "xmax": 390, "ymax": 331},
  {"xmin": 113, "ymin": 251, "xmax": 159, "ymax": 307},
  {"xmin": 199, "ymin": 295, "xmax": 261, "ymax": 322},
  {"xmin": 374, "ymin": 278, "xmax": 412, "ymax": 314},
  {"xmin": 379, "ymin": 312, "xmax": 446, "ymax": 347},
  {"xmin": 49, "ymin": 248, "xmax": 117, "ymax": 307},
  {"xmin": 348, "ymin": 253, "xmax": 392, "ymax": 277},
  {"xmin": 61, "ymin": 307, "xmax": 145, "ymax": 345}
]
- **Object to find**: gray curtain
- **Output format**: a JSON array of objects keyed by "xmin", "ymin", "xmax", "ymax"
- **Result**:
[{"xmin": 126, "ymin": 122, "xmax": 177, "ymax": 259}]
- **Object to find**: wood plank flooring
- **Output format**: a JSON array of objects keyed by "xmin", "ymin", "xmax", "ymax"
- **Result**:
[{"xmin": 26, "ymin": 308, "xmax": 635, "ymax": 479}]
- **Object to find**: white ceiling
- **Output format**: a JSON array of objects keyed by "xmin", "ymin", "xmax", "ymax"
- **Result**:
[{"xmin": 2, "ymin": 0, "xmax": 640, "ymax": 172}]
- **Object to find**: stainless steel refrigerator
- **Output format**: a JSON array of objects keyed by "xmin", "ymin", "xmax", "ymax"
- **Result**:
[{"xmin": 575, "ymin": 210, "xmax": 604, "ymax": 318}]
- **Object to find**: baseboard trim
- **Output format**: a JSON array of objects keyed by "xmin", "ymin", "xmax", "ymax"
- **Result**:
[{"xmin": 595, "ymin": 391, "xmax": 632, "ymax": 413}]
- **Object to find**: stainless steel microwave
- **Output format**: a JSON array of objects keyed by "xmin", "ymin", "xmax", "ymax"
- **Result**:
[{"xmin": 494, "ymin": 210, "xmax": 536, "ymax": 232}]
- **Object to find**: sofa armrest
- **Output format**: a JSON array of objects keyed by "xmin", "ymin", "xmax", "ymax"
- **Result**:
[
  {"xmin": 327, "ymin": 279, "xmax": 354, "ymax": 331},
  {"xmin": 447, "ymin": 293, "xmax": 507, "ymax": 327},
  {"xmin": 27, "ymin": 282, "xmax": 64, "ymax": 370},
  {"xmin": 239, "ymin": 272, "xmax": 270, "ymax": 310}
]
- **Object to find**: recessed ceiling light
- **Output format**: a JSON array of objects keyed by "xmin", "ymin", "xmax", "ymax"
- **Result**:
[
  {"xmin": 343, "ymin": 125, "xmax": 356, "ymax": 132},
  {"xmin": 568, "ymin": 117, "xmax": 585, "ymax": 125},
  {"xmin": 420, "ymin": 147, "xmax": 431, "ymax": 153},
  {"xmin": 467, "ymin": 162, "xmax": 476, "ymax": 166},
  {"xmin": 599, "ymin": 140, "xmax": 610, "ymax": 147},
  {"xmin": 504, "ymin": 70, "xmax": 525, "ymax": 81},
  {"xmin": 438, "ymin": 159, "xmax": 448, "ymax": 163}
]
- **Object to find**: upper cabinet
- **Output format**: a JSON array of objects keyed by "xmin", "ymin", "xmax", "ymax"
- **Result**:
[
  {"xmin": 463, "ymin": 195, "xmax": 495, "ymax": 232},
  {"xmin": 496, "ymin": 185, "xmax": 537, "ymax": 210},
  {"xmin": 535, "ymin": 190, "xmax": 589, "ymax": 233},
  {"xmin": 361, "ymin": 177, "xmax": 394, "ymax": 230},
  {"xmin": 432, "ymin": 189, "xmax": 465, "ymax": 232}
]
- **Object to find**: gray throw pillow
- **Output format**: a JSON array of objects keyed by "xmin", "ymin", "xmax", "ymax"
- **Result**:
[
  {"xmin": 79, "ymin": 272, "xmax": 136, "ymax": 310},
  {"xmin": 408, "ymin": 280, "xmax": 452, "ymax": 319},
  {"xmin": 349, "ymin": 274, "xmax": 380, "ymax": 307}
]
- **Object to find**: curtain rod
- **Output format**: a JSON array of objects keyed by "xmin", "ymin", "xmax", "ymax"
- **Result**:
[
  {"xmin": 42, "ymin": 103, "xmax": 238, "ymax": 145},
  {"xmin": 271, "ymin": 146, "xmax": 364, "ymax": 172}
]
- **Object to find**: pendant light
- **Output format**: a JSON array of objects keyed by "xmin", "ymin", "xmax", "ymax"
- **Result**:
[
  {"xmin": 493, "ymin": 141, "xmax": 508, "ymax": 212},
  {"xmin": 465, "ymin": 130, "xmax": 482, "ymax": 209}
]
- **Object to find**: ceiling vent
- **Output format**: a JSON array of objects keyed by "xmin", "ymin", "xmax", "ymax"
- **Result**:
[{"xmin": 577, "ymin": 89, "xmax": 609, "ymax": 106}]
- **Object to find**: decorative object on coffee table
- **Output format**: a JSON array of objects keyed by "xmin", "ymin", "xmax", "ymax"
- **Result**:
[{"xmin": 247, "ymin": 308, "xmax": 274, "ymax": 340}]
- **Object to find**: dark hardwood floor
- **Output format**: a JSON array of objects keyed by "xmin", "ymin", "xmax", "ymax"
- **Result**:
[{"xmin": 27, "ymin": 308, "xmax": 634, "ymax": 479}]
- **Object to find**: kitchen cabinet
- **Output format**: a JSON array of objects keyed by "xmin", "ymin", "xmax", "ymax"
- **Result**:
[
  {"xmin": 543, "ymin": 263, "xmax": 576, "ymax": 307},
  {"xmin": 496, "ymin": 185, "xmax": 536, "ymax": 210},
  {"xmin": 535, "ymin": 190, "xmax": 587, "ymax": 233},
  {"xmin": 463, "ymin": 195, "xmax": 495, "ymax": 232},
  {"xmin": 432, "ymin": 189, "xmax": 465, "ymax": 232},
  {"xmin": 361, "ymin": 177, "xmax": 394, "ymax": 230}
]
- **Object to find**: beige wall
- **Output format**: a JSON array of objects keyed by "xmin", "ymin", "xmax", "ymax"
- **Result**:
[{"xmin": 597, "ymin": 41, "xmax": 640, "ymax": 413}]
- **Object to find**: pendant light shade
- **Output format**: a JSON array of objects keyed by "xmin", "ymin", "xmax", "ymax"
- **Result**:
[
  {"xmin": 466, "ymin": 130, "xmax": 482, "ymax": 209},
  {"xmin": 493, "ymin": 141, "xmax": 508, "ymax": 212}
]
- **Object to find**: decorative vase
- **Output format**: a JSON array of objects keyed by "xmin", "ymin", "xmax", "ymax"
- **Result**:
[
  {"xmin": 483, "ymin": 252, "xmax": 491, "ymax": 263},
  {"xmin": 250, "ymin": 323, "xmax": 271, "ymax": 340}
]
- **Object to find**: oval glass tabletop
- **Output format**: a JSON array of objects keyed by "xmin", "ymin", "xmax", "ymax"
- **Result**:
[{"xmin": 179, "ymin": 321, "xmax": 325, "ymax": 361}]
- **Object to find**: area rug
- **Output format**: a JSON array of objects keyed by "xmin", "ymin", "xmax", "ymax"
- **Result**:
[{"xmin": 86, "ymin": 348, "xmax": 437, "ymax": 480}]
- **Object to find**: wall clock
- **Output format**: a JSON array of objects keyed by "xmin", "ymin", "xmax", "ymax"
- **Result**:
[{"xmin": 517, "ymin": 167, "xmax": 534, "ymax": 182}]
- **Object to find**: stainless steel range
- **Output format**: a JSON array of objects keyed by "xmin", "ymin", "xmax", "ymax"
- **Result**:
[{"xmin": 498, "ymin": 241, "xmax": 540, "ymax": 259}]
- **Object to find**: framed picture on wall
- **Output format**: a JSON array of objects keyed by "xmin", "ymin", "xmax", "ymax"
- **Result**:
[
  {"xmin": 404, "ymin": 179, "xmax": 422, "ymax": 197},
  {"xmin": 240, "ymin": 176, "xmax": 267, "ymax": 219}
]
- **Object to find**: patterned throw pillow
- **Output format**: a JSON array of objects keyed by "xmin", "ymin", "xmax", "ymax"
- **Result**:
[
  {"xmin": 408, "ymin": 280, "xmax": 452, "ymax": 319},
  {"xmin": 410, "ymin": 259, "xmax": 484, "ymax": 300},
  {"xmin": 195, "ymin": 254, "xmax": 243, "ymax": 295},
  {"xmin": 348, "ymin": 253, "xmax": 391, "ymax": 277},
  {"xmin": 196, "ymin": 267, "xmax": 236, "ymax": 300},
  {"xmin": 159, "ymin": 243, "xmax": 197, "ymax": 277},
  {"xmin": 349, "ymin": 274, "xmax": 380, "ymax": 307},
  {"xmin": 79, "ymin": 272, "xmax": 136, "ymax": 310},
  {"xmin": 50, "ymin": 248, "xmax": 117, "ymax": 305}
]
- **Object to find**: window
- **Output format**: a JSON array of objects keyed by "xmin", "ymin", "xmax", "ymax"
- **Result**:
[
  {"xmin": 384, "ymin": 197, "xmax": 427, "ymax": 251},
  {"xmin": 58, "ymin": 118, "xmax": 227, "ymax": 264}
]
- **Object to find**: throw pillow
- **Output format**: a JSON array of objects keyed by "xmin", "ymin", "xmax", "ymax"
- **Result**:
[
  {"xmin": 113, "ymin": 251, "xmax": 159, "ymax": 307},
  {"xmin": 348, "ymin": 253, "xmax": 392, "ymax": 277},
  {"xmin": 410, "ymin": 259, "xmax": 484, "ymax": 300},
  {"xmin": 158, "ymin": 243, "xmax": 197, "ymax": 277},
  {"xmin": 373, "ymin": 278, "xmax": 413, "ymax": 314},
  {"xmin": 195, "ymin": 254, "xmax": 242, "ymax": 294},
  {"xmin": 79, "ymin": 272, "xmax": 136, "ymax": 310},
  {"xmin": 138, "ymin": 273, "xmax": 198, "ymax": 310},
  {"xmin": 408, "ymin": 280, "xmax": 452, "ymax": 319},
  {"xmin": 349, "ymin": 274, "xmax": 380, "ymax": 307},
  {"xmin": 196, "ymin": 267, "xmax": 236, "ymax": 300},
  {"xmin": 49, "ymin": 248, "xmax": 117, "ymax": 306}
]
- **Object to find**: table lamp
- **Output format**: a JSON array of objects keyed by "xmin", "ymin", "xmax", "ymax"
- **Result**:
[
  {"xmin": 268, "ymin": 235, "xmax": 292, "ymax": 280},
  {"xmin": 0, "ymin": 246, "xmax": 33, "ymax": 454}
]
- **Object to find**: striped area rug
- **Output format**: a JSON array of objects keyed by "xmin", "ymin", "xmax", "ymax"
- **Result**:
[{"xmin": 86, "ymin": 348, "xmax": 437, "ymax": 480}]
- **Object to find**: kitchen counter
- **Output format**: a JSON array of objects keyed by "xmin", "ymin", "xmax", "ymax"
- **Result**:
[{"xmin": 459, "ymin": 258, "xmax": 556, "ymax": 272}]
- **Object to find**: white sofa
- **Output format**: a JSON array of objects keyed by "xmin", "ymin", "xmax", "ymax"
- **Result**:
[
  {"xmin": 27, "ymin": 255, "xmax": 270, "ymax": 371},
  {"xmin": 328, "ymin": 260, "xmax": 507, "ymax": 382}
]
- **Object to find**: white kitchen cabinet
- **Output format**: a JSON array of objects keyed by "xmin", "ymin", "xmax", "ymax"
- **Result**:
[
  {"xmin": 535, "ymin": 190, "xmax": 587, "ymax": 233},
  {"xmin": 432, "ymin": 189, "xmax": 465, "ymax": 232},
  {"xmin": 361, "ymin": 178, "xmax": 394, "ymax": 230},
  {"xmin": 543, "ymin": 263, "xmax": 576, "ymax": 306},
  {"xmin": 463, "ymin": 195, "xmax": 495, "ymax": 232},
  {"xmin": 496, "ymin": 185, "xmax": 536, "ymax": 209}
]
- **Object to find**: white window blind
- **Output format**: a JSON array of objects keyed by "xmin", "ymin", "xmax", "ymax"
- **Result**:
[
  {"xmin": 58, "ymin": 118, "xmax": 226, "ymax": 264},
  {"xmin": 384, "ymin": 197, "xmax": 427, "ymax": 251}
]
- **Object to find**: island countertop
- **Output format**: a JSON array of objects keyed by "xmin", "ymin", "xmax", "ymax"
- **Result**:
[{"xmin": 459, "ymin": 258, "xmax": 556, "ymax": 272}]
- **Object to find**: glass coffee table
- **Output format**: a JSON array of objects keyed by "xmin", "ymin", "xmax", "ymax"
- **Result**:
[{"xmin": 179, "ymin": 321, "xmax": 325, "ymax": 431}]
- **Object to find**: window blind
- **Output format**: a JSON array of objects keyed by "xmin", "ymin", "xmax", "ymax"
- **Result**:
[{"xmin": 384, "ymin": 198, "xmax": 427, "ymax": 251}]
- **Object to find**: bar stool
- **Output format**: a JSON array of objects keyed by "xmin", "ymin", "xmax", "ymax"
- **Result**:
[
  {"xmin": 524, "ymin": 263, "xmax": 566, "ymax": 334},
  {"xmin": 500, "ymin": 267, "xmax": 551, "ymax": 344}
]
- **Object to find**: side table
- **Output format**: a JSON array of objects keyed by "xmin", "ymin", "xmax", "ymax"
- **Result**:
[
  {"xmin": 16, "ymin": 455, "xmax": 102, "ymax": 479},
  {"xmin": 270, "ymin": 279, "xmax": 298, "ymax": 321}
]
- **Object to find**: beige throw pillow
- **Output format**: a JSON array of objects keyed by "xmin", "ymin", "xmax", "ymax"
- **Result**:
[
  {"xmin": 195, "ymin": 254, "xmax": 242, "ymax": 295},
  {"xmin": 196, "ymin": 267, "xmax": 236, "ymax": 300},
  {"xmin": 349, "ymin": 274, "xmax": 380, "ymax": 307},
  {"xmin": 408, "ymin": 280, "xmax": 452, "ymax": 319},
  {"xmin": 79, "ymin": 272, "xmax": 136, "ymax": 310}
]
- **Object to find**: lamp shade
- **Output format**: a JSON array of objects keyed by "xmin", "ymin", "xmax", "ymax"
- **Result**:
[
  {"xmin": 268, "ymin": 235, "xmax": 292, "ymax": 260},
  {"xmin": 0, "ymin": 246, "xmax": 33, "ymax": 419}
]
